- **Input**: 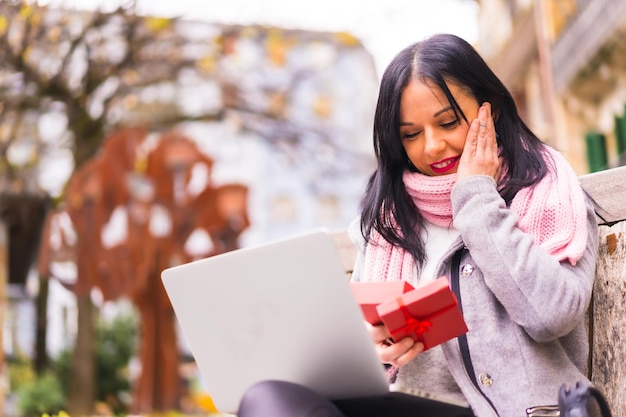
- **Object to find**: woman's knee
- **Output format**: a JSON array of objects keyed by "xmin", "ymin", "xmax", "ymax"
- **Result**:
[{"xmin": 238, "ymin": 380, "xmax": 345, "ymax": 417}]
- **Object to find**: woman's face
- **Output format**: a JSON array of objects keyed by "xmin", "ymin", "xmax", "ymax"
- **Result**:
[{"xmin": 399, "ymin": 79, "xmax": 480, "ymax": 176}]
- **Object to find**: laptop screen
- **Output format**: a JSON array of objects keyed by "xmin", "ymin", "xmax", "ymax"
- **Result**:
[{"xmin": 161, "ymin": 230, "xmax": 389, "ymax": 414}]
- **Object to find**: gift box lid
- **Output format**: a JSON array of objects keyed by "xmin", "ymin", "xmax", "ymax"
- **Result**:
[
  {"xmin": 350, "ymin": 281, "xmax": 414, "ymax": 325},
  {"xmin": 389, "ymin": 278, "xmax": 456, "ymax": 317}
]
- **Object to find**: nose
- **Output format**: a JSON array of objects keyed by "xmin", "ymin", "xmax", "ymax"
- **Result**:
[{"xmin": 423, "ymin": 128, "xmax": 445, "ymax": 156}]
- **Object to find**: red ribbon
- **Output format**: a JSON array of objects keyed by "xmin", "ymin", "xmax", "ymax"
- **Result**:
[
  {"xmin": 393, "ymin": 297, "xmax": 432, "ymax": 337},
  {"xmin": 389, "ymin": 297, "xmax": 457, "ymax": 349}
]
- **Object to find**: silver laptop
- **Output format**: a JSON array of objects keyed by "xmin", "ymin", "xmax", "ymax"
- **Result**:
[{"xmin": 161, "ymin": 229, "xmax": 473, "ymax": 416}]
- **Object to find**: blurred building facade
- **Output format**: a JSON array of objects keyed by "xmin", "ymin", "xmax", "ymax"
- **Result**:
[{"xmin": 476, "ymin": 0, "xmax": 626, "ymax": 174}]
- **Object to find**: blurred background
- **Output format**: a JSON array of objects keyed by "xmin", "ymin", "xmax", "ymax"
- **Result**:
[{"xmin": 0, "ymin": 0, "xmax": 625, "ymax": 415}]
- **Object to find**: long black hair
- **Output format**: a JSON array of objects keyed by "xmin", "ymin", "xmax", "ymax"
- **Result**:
[{"xmin": 360, "ymin": 33, "xmax": 548, "ymax": 270}]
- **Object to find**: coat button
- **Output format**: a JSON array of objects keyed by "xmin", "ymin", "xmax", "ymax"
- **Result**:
[
  {"xmin": 461, "ymin": 264, "xmax": 474, "ymax": 277},
  {"xmin": 479, "ymin": 373, "xmax": 493, "ymax": 386}
]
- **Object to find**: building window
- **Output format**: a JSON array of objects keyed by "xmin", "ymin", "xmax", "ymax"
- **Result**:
[
  {"xmin": 615, "ymin": 106, "xmax": 626, "ymax": 166},
  {"xmin": 585, "ymin": 131, "xmax": 608, "ymax": 172}
]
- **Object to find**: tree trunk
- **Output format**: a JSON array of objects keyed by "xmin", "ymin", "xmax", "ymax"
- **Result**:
[
  {"xmin": 65, "ymin": 115, "xmax": 103, "ymax": 416},
  {"xmin": 0, "ymin": 221, "xmax": 8, "ymax": 414},
  {"xmin": 67, "ymin": 295, "xmax": 96, "ymax": 415},
  {"xmin": 34, "ymin": 275, "xmax": 50, "ymax": 374}
]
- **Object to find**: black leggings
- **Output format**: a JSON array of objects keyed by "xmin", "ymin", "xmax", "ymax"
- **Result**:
[{"xmin": 238, "ymin": 380, "xmax": 346, "ymax": 417}]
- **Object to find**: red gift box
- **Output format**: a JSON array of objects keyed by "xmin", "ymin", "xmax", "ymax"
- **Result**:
[
  {"xmin": 376, "ymin": 278, "xmax": 468, "ymax": 350},
  {"xmin": 350, "ymin": 281, "xmax": 414, "ymax": 325}
]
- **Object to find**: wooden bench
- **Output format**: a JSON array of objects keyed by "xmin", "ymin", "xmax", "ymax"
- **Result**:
[{"xmin": 331, "ymin": 165, "xmax": 626, "ymax": 417}]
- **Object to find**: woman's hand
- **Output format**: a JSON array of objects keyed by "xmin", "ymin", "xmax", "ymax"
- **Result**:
[
  {"xmin": 367, "ymin": 322, "xmax": 424, "ymax": 367},
  {"xmin": 456, "ymin": 102, "xmax": 501, "ymax": 182}
]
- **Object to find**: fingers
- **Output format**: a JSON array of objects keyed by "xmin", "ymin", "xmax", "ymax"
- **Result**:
[
  {"xmin": 398, "ymin": 339, "xmax": 425, "ymax": 367},
  {"xmin": 377, "ymin": 337, "xmax": 424, "ymax": 368},
  {"xmin": 464, "ymin": 118, "xmax": 480, "ymax": 157},
  {"xmin": 458, "ymin": 102, "xmax": 500, "ymax": 181},
  {"xmin": 368, "ymin": 323, "xmax": 425, "ymax": 368},
  {"xmin": 477, "ymin": 102, "xmax": 497, "ymax": 157}
]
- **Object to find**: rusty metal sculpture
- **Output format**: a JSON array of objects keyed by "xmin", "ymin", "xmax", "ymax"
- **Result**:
[{"xmin": 39, "ymin": 127, "xmax": 250, "ymax": 413}]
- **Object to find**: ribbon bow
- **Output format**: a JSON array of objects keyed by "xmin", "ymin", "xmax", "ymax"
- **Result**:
[{"xmin": 391, "ymin": 297, "xmax": 433, "ymax": 340}]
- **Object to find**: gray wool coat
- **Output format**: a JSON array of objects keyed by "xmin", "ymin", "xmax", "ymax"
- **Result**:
[{"xmin": 349, "ymin": 175, "xmax": 599, "ymax": 417}]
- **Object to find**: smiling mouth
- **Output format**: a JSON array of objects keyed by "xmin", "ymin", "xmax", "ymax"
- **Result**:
[{"xmin": 430, "ymin": 156, "xmax": 460, "ymax": 173}]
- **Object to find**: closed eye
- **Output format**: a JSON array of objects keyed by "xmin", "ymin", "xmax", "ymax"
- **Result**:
[
  {"xmin": 402, "ymin": 131, "xmax": 421, "ymax": 140},
  {"xmin": 441, "ymin": 119, "xmax": 459, "ymax": 129}
]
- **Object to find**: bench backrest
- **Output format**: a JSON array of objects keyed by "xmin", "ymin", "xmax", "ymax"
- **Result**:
[{"xmin": 579, "ymin": 166, "xmax": 626, "ymax": 417}]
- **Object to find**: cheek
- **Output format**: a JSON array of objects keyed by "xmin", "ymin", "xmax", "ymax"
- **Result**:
[
  {"xmin": 453, "ymin": 127, "xmax": 470, "ymax": 149},
  {"xmin": 402, "ymin": 142, "xmax": 427, "ymax": 170},
  {"xmin": 402, "ymin": 141, "xmax": 421, "ymax": 160}
]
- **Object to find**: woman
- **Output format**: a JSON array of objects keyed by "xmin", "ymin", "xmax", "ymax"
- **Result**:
[{"xmin": 239, "ymin": 33, "xmax": 599, "ymax": 417}]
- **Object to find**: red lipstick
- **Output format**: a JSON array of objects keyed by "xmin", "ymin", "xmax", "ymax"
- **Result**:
[{"xmin": 430, "ymin": 156, "xmax": 459, "ymax": 174}]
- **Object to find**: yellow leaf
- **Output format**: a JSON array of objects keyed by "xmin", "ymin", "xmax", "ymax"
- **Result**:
[
  {"xmin": 29, "ymin": 10, "xmax": 42, "ymax": 26},
  {"xmin": 0, "ymin": 16, "xmax": 8, "ymax": 35},
  {"xmin": 196, "ymin": 55, "xmax": 217, "ymax": 73},
  {"xmin": 266, "ymin": 34, "xmax": 288, "ymax": 66},
  {"xmin": 19, "ymin": 5, "xmax": 33, "ymax": 19},
  {"xmin": 28, "ymin": 148, "xmax": 39, "ymax": 166},
  {"xmin": 123, "ymin": 94, "xmax": 138, "ymax": 110},
  {"xmin": 47, "ymin": 26, "xmax": 61, "ymax": 42},
  {"xmin": 335, "ymin": 31, "xmax": 361, "ymax": 46},
  {"xmin": 145, "ymin": 16, "xmax": 171, "ymax": 32},
  {"xmin": 23, "ymin": 46, "xmax": 33, "ymax": 63},
  {"xmin": 312, "ymin": 95, "xmax": 332, "ymax": 118}
]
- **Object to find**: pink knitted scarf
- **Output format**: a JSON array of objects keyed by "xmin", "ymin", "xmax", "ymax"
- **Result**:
[{"xmin": 363, "ymin": 146, "xmax": 589, "ymax": 283}]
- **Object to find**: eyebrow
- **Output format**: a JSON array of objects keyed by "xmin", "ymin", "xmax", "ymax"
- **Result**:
[{"xmin": 399, "ymin": 105, "xmax": 454, "ymax": 126}]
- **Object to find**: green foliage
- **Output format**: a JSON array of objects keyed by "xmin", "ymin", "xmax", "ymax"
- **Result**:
[
  {"xmin": 51, "ymin": 349, "xmax": 70, "ymax": 397},
  {"xmin": 10, "ymin": 354, "xmax": 67, "ymax": 417},
  {"xmin": 16, "ymin": 372, "xmax": 66, "ymax": 417},
  {"xmin": 55, "ymin": 312, "xmax": 139, "ymax": 414},
  {"xmin": 8, "ymin": 349, "xmax": 36, "ymax": 392},
  {"xmin": 95, "ymin": 313, "xmax": 138, "ymax": 413},
  {"xmin": 15, "ymin": 311, "xmax": 139, "ymax": 416}
]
